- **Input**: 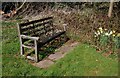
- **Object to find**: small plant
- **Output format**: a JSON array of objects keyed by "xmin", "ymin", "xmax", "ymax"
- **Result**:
[{"xmin": 94, "ymin": 27, "xmax": 120, "ymax": 58}]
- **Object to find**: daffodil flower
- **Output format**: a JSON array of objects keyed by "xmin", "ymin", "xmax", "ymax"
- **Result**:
[
  {"xmin": 112, "ymin": 30, "xmax": 115, "ymax": 33},
  {"xmin": 105, "ymin": 33, "xmax": 110, "ymax": 36},
  {"xmin": 104, "ymin": 29, "xmax": 107, "ymax": 31},
  {"xmin": 117, "ymin": 33, "xmax": 120, "ymax": 37},
  {"xmin": 112, "ymin": 34, "xmax": 115, "ymax": 37},
  {"xmin": 109, "ymin": 31, "xmax": 113, "ymax": 35},
  {"xmin": 99, "ymin": 27, "xmax": 102, "ymax": 31},
  {"xmin": 94, "ymin": 32, "xmax": 98, "ymax": 36},
  {"xmin": 100, "ymin": 30, "xmax": 103, "ymax": 33},
  {"xmin": 94, "ymin": 35, "xmax": 97, "ymax": 37},
  {"xmin": 97, "ymin": 30, "xmax": 100, "ymax": 35}
]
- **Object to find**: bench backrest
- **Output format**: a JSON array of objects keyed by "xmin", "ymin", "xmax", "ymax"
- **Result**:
[{"xmin": 18, "ymin": 17, "xmax": 54, "ymax": 37}]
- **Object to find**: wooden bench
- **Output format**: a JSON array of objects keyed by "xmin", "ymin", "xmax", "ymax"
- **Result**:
[{"xmin": 17, "ymin": 17, "xmax": 66, "ymax": 62}]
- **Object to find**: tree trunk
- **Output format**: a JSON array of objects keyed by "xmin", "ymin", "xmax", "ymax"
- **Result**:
[{"xmin": 108, "ymin": 0, "xmax": 114, "ymax": 17}]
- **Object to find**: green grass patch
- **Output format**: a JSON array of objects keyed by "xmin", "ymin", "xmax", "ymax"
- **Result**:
[{"xmin": 46, "ymin": 44, "xmax": 118, "ymax": 76}]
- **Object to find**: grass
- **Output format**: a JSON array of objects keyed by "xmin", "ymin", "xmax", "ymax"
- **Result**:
[{"xmin": 2, "ymin": 21, "xmax": 118, "ymax": 76}]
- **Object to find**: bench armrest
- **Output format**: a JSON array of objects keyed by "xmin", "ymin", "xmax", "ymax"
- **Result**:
[
  {"xmin": 63, "ymin": 24, "xmax": 67, "ymax": 31},
  {"xmin": 53, "ymin": 23, "xmax": 67, "ymax": 31},
  {"xmin": 20, "ymin": 35, "xmax": 39, "ymax": 40}
]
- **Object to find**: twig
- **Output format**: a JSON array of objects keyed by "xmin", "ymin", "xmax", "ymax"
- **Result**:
[{"xmin": 16, "ymin": 0, "xmax": 26, "ymax": 12}]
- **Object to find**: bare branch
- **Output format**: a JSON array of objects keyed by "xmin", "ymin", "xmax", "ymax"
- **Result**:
[{"xmin": 16, "ymin": 0, "xmax": 26, "ymax": 12}]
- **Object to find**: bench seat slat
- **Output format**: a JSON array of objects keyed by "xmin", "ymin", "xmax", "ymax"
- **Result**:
[{"xmin": 38, "ymin": 31, "xmax": 65, "ymax": 47}]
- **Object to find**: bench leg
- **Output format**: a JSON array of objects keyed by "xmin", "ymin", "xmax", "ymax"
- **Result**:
[
  {"xmin": 20, "ymin": 45, "xmax": 24, "ymax": 55},
  {"xmin": 34, "ymin": 40, "xmax": 38, "ymax": 62},
  {"xmin": 20, "ymin": 38, "xmax": 24, "ymax": 55},
  {"xmin": 64, "ymin": 33, "xmax": 69, "ymax": 41}
]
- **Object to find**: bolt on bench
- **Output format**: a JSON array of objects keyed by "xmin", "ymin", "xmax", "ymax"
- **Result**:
[{"xmin": 17, "ymin": 17, "xmax": 67, "ymax": 62}]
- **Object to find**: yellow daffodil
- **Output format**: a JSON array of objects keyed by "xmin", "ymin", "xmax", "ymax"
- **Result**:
[
  {"xmin": 117, "ymin": 33, "xmax": 120, "ymax": 37},
  {"xmin": 99, "ymin": 27, "xmax": 102, "ymax": 31},
  {"xmin": 112, "ymin": 34, "xmax": 115, "ymax": 37},
  {"xmin": 112, "ymin": 30, "xmax": 115, "ymax": 33},
  {"xmin": 98, "ymin": 27, "xmax": 103, "ymax": 33},
  {"xmin": 97, "ymin": 30, "xmax": 100, "ymax": 35},
  {"xmin": 104, "ymin": 29, "xmax": 107, "ymax": 31},
  {"xmin": 109, "ymin": 31, "xmax": 113, "ymax": 35},
  {"xmin": 100, "ymin": 30, "xmax": 103, "ymax": 33},
  {"xmin": 99, "ymin": 27, "xmax": 102, "ymax": 30},
  {"xmin": 94, "ymin": 35, "xmax": 97, "ymax": 37},
  {"xmin": 105, "ymin": 33, "xmax": 109, "ymax": 36}
]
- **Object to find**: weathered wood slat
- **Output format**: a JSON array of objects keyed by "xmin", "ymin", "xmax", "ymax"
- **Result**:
[
  {"xmin": 45, "ymin": 27, "xmax": 53, "ymax": 32},
  {"xmin": 33, "ymin": 30, "xmax": 45, "ymax": 36},
  {"xmin": 27, "ymin": 56, "xmax": 36, "ymax": 61},
  {"xmin": 34, "ymin": 40, "xmax": 38, "ymax": 62},
  {"xmin": 21, "ymin": 20, "xmax": 52, "ymax": 31},
  {"xmin": 23, "ymin": 27, "xmax": 44, "ymax": 35},
  {"xmin": 21, "ymin": 35, "xmax": 39, "ymax": 40},
  {"xmin": 21, "ymin": 21, "xmax": 53, "ymax": 36},
  {"xmin": 19, "ymin": 17, "xmax": 53, "ymax": 27},
  {"xmin": 22, "ymin": 44, "xmax": 35, "ymax": 49},
  {"xmin": 17, "ymin": 23, "xmax": 24, "ymax": 55},
  {"xmin": 22, "ymin": 26, "xmax": 53, "ymax": 36},
  {"xmin": 38, "ymin": 31, "xmax": 65, "ymax": 47}
]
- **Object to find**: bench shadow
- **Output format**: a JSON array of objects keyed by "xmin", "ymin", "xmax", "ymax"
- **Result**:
[{"xmin": 28, "ymin": 34, "xmax": 69, "ymax": 62}]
